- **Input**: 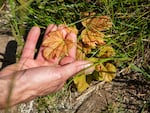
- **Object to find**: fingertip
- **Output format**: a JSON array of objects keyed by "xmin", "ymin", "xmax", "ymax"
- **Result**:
[
  {"xmin": 27, "ymin": 26, "xmax": 41, "ymax": 40},
  {"xmin": 48, "ymin": 24, "xmax": 57, "ymax": 32},
  {"xmin": 58, "ymin": 24, "xmax": 67, "ymax": 30},
  {"xmin": 21, "ymin": 26, "xmax": 41, "ymax": 59},
  {"xmin": 66, "ymin": 32, "xmax": 77, "ymax": 60},
  {"xmin": 67, "ymin": 32, "xmax": 77, "ymax": 43},
  {"xmin": 31, "ymin": 26, "xmax": 41, "ymax": 33},
  {"xmin": 44, "ymin": 24, "xmax": 57, "ymax": 37},
  {"xmin": 60, "ymin": 60, "xmax": 94, "ymax": 80},
  {"xmin": 48, "ymin": 24, "xmax": 57, "ymax": 29},
  {"xmin": 27, "ymin": 26, "xmax": 40, "ymax": 37}
]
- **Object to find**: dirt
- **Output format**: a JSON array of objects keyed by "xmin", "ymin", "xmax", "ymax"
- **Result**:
[{"xmin": 58, "ymin": 74, "xmax": 150, "ymax": 113}]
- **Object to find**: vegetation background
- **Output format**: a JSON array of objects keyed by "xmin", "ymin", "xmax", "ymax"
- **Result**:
[{"xmin": 0, "ymin": 0, "xmax": 150, "ymax": 113}]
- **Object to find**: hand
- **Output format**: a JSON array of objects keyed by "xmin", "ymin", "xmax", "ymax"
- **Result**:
[{"xmin": 0, "ymin": 24, "xmax": 93, "ymax": 109}]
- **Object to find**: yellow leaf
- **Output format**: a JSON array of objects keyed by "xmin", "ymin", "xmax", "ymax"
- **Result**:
[
  {"xmin": 96, "ymin": 63, "xmax": 116, "ymax": 82},
  {"xmin": 81, "ymin": 29, "xmax": 105, "ymax": 48},
  {"xmin": 77, "ymin": 42, "xmax": 92, "ymax": 57},
  {"xmin": 92, "ymin": 70, "xmax": 103, "ymax": 81},
  {"xmin": 96, "ymin": 64, "xmax": 108, "ymax": 81},
  {"xmin": 105, "ymin": 63, "xmax": 116, "ymax": 80},
  {"xmin": 73, "ymin": 74, "xmax": 89, "ymax": 92},
  {"xmin": 83, "ymin": 46, "xmax": 92, "ymax": 54},
  {"xmin": 82, "ymin": 16, "xmax": 112, "ymax": 32},
  {"xmin": 42, "ymin": 30, "xmax": 74, "ymax": 60},
  {"xmin": 97, "ymin": 45, "xmax": 115, "ymax": 58}
]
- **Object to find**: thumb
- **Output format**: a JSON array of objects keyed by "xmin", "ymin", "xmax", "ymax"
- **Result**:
[{"xmin": 59, "ymin": 60, "xmax": 94, "ymax": 80}]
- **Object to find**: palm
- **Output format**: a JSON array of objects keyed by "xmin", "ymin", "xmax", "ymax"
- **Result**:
[{"xmin": 1, "ymin": 24, "xmax": 76, "ymax": 75}]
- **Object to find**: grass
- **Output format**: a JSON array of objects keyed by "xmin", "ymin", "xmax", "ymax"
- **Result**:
[
  {"xmin": 9, "ymin": 0, "xmax": 149, "ymax": 78},
  {"xmin": 4, "ymin": 0, "xmax": 150, "ymax": 112}
]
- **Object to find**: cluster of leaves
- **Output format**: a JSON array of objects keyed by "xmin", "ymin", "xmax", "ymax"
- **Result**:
[
  {"xmin": 42, "ymin": 13, "xmax": 116, "ymax": 92},
  {"xmin": 74, "ymin": 13, "xmax": 116, "ymax": 92}
]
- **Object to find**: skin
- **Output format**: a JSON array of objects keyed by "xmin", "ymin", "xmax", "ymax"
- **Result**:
[{"xmin": 0, "ymin": 24, "xmax": 93, "ymax": 109}]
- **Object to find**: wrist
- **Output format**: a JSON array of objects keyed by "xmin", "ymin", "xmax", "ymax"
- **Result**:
[{"xmin": 0, "ymin": 71, "xmax": 37, "ymax": 109}]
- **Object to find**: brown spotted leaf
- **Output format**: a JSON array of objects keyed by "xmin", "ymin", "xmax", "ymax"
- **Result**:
[
  {"xmin": 81, "ymin": 29, "xmax": 105, "ymax": 48},
  {"xmin": 82, "ymin": 16, "xmax": 112, "ymax": 32},
  {"xmin": 97, "ymin": 45, "xmax": 115, "ymax": 58},
  {"xmin": 42, "ymin": 30, "xmax": 74, "ymax": 60},
  {"xmin": 59, "ymin": 24, "xmax": 78, "ymax": 35},
  {"xmin": 95, "ymin": 63, "xmax": 116, "ymax": 82},
  {"xmin": 76, "ymin": 43, "xmax": 86, "ymax": 60},
  {"xmin": 73, "ymin": 74, "xmax": 89, "ymax": 92}
]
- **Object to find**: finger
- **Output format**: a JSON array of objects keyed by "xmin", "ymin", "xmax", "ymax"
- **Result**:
[
  {"xmin": 66, "ymin": 32, "xmax": 77, "ymax": 59},
  {"xmin": 59, "ymin": 61, "xmax": 94, "ymax": 80},
  {"xmin": 36, "ymin": 24, "xmax": 57, "ymax": 61},
  {"xmin": 59, "ymin": 32, "xmax": 77, "ymax": 65},
  {"xmin": 21, "ymin": 26, "xmax": 40, "ymax": 59},
  {"xmin": 57, "ymin": 24, "xmax": 68, "ymax": 38},
  {"xmin": 44, "ymin": 24, "xmax": 57, "ymax": 37}
]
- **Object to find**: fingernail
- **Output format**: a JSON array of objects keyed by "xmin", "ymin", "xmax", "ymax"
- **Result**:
[
  {"xmin": 84, "ymin": 63, "xmax": 95, "ymax": 75},
  {"xmin": 79, "ymin": 62, "xmax": 95, "ymax": 75}
]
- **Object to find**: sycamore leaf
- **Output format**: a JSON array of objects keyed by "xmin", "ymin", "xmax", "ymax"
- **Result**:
[
  {"xmin": 97, "ymin": 45, "xmax": 115, "ymax": 58},
  {"xmin": 92, "ymin": 70, "xmax": 103, "ymax": 81},
  {"xmin": 83, "ymin": 46, "xmax": 92, "ymax": 54},
  {"xmin": 81, "ymin": 29, "xmax": 105, "ymax": 48},
  {"xmin": 76, "ymin": 43, "xmax": 86, "ymax": 60},
  {"xmin": 82, "ymin": 16, "xmax": 112, "ymax": 32},
  {"xmin": 73, "ymin": 74, "xmax": 89, "ymax": 92},
  {"xmin": 59, "ymin": 24, "xmax": 78, "ymax": 35},
  {"xmin": 95, "ymin": 63, "xmax": 116, "ymax": 82},
  {"xmin": 77, "ymin": 42, "xmax": 92, "ymax": 57},
  {"xmin": 105, "ymin": 63, "xmax": 116, "ymax": 79},
  {"xmin": 42, "ymin": 30, "xmax": 74, "ymax": 60},
  {"xmin": 95, "ymin": 64, "xmax": 108, "ymax": 81},
  {"xmin": 66, "ymin": 26, "xmax": 78, "ymax": 35}
]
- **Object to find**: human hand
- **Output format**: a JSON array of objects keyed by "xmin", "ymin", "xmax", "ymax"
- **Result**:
[{"xmin": 0, "ymin": 24, "xmax": 94, "ymax": 108}]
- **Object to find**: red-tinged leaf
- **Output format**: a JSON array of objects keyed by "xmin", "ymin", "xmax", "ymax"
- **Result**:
[{"xmin": 42, "ymin": 30, "xmax": 74, "ymax": 60}]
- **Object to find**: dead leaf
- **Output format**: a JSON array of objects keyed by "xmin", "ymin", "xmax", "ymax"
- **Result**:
[
  {"xmin": 105, "ymin": 63, "xmax": 116, "ymax": 79},
  {"xmin": 59, "ymin": 24, "xmax": 78, "ymax": 35},
  {"xmin": 82, "ymin": 16, "xmax": 112, "ymax": 32},
  {"xmin": 67, "ymin": 26, "xmax": 78, "ymax": 35},
  {"xmin": 81, "ymin": 29, "xmax": 105, "ymax": 48},
  {"xmin": 76, "ymin": 43, "xmax": 86, "ymax": 60},
  {"xmin": 97, "ymin": 45, "xmax": 115, "ymax": 58},
  {"xmin": 95, "ymin": 64, "xmax": 108, "ymax": 81},
  {"xmin": 73, "ymin": 74, "xmax": 89, "ymax": 92},
  {"xmin": 77, "ymin": 42, "xmax": 92, "ymax": 56},
  {"xmin": 42, "ymin": 30, "xmax": 74, "ymax": 60},
  {"xmin": 95, "ymin": 63, "xmax": 116, "ymax": 82}
]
